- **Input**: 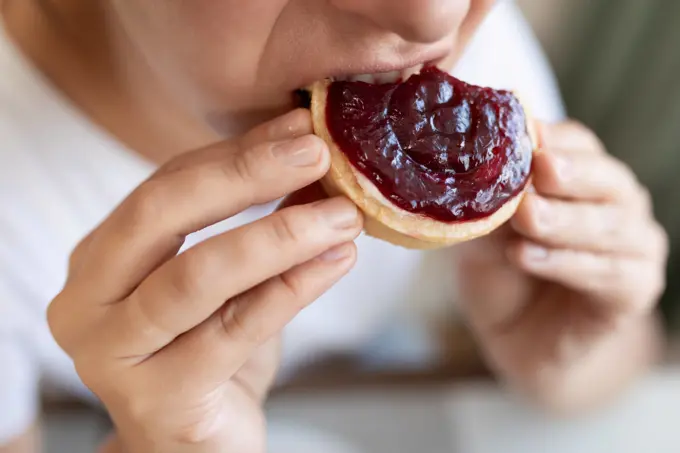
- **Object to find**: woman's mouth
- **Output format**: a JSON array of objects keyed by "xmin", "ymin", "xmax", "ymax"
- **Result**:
[
  {"xmin": 293, "ymin": 51, "xmax": 449, "ymax": 108},
  {"xmin": 332, "ymin": 63, "xmax": 425, "ymax": 84},
  {"xmin": 294, "ymin": 63, "xmax": 429, "ymax": 108},
  {"xmin": 295, "ymin": 45, "xmax": 450, "ymax": 88}
]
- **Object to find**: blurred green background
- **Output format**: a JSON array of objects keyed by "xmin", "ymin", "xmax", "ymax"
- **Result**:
[{"xmin": 520, "ymin": 0, "xmax": 680, "ymax": 330}]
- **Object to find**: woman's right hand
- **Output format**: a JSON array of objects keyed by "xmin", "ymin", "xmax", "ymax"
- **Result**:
[{"xmin": 47, "ymin": 109, "xmax": 363, "ymax": 453}]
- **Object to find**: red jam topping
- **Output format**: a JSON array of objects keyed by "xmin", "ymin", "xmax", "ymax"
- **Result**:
[{"xmin": 325, "ymin": 66, "xmax": 532, "ymax": 222}]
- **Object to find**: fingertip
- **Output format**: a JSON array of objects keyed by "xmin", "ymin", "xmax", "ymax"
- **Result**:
[
  {"xmin": 309, "ymin": 134, "xmax": 332, "ymax": 170},
  {"xmin": 317, "ymin": 241, "xmax": 358, "ymax": 266},
  {"xmin": 532, "ymin": 149, "xmax": 556, "ymax": 174},
  {"xmin": 314, "ymin": 196, "xmax": 365, "ymax": 236},
  {"xmin": 288, "ymin": 107, "xmax": 314, "ymax": 122},
  {"xmin": 534, "ymin": 120, "xmax": 550, "ymax": 150},
  {"xmin": 278, "ymin": 134, "xmax": 330, "ymax": 178},
  {"xmin": 508, "ymin": 240, "xmax": 549, "ymax": 271},
  {"xmin": 276, "ymin": 133, "xmax": 330, "ymax": 170},
  {"xmin": 509, "ymin": 193, "xmax": 535, "ymax": 235},
  {"xmin": 242, "ymin": 108, "xmax": 314, "ymax": 147},
  {"xmin": 267, "ymin": 108, "xmax": 313, "ymax": 140},
  {"xmin": 532, "ymin": 151, "xmax": 565, "ymax": 194}
]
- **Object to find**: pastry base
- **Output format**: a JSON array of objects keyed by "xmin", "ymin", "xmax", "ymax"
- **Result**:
[{"xmin": 310, "ymin": 79, "xmax": 536, "ymax": 250}]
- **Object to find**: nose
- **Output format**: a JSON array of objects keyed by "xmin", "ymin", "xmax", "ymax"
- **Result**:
[{"xmin": 331, "ymin": 0, "xmax": 468, "ymax": 43}]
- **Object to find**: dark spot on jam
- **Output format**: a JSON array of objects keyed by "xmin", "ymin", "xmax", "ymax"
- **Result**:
[
  {"xmin": 325, "ymin": 66, "xmax": 532, "ymax": 222},
  {"xmin": 294, "ymin": 89, "xmax": 311, "ymax": 109}
]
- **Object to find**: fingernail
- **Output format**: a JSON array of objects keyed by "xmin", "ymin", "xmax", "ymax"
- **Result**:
[
  {"xmin": 532, "ymin": 197, "xmax": 551, "ymax": 230},
  {"xmin": 525, "ymin": 244, "xmax": 549, "ymax": 261},
  {"xmin": 554, "ymin": 156, "xmax": 572, "ymax": 181},
  {"xmin": 267, "ymin": 109, "xmax": 310, "ymax": 138},
  {"xmin": 315, "ymin": 198, "xmax": 359, "ymax": 229},
  {"xmin": 318, "ymin": 244, "xmax": 353, "ymax": 261},
  {"xmin": 273, "ymin": 136, "xmax": 322, "ymax": 167}
]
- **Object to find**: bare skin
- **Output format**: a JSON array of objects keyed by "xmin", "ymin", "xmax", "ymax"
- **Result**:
[
  {"xmin": 0, "ymin": 424, "xmax": 39, "ymax": 453},
  {"xmin": 0, "ymin": 0, "xmax": 668, "ymax": 452},
  {"xmin": 457, "ymin": 122, "xmax": 666, "ymax": 412}
]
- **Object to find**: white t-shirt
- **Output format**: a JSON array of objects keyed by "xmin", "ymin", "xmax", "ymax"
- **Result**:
[{"xmin": 0, "ymin": 1, "xmax": 565, "ymax": 443}]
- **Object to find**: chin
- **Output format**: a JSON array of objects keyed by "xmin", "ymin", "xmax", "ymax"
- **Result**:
[{"xmin": 204, "ymin": 97, "xmax": 296, "ymax": 138}]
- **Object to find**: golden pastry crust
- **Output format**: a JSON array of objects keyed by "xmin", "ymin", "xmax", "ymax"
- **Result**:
[{"xmin": 310, "ymin": 79, "xmax": 537, "ymax": 250}]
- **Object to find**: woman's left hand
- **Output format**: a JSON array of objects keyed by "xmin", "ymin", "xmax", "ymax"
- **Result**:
[{"xmin": 457, "ymin": 120, "xmax": 669, "ymax": 412}]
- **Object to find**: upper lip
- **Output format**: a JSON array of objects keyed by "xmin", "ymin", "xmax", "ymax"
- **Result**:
[{"xmin": 296, "ymin": 45, "xmax": 451, "ymax": 87}]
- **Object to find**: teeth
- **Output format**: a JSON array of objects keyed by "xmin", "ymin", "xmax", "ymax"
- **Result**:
[
  {"xmin": 374, "ymin": 70, "xmax": 401, "ymax": 84},
  {"xmin": 402, "ymin": 63, "xmax": 424, "ymax": 80},
  {"xmin": 338, "ymin": 64, "xmax": 425, "ymax": 84},
  {"xmin": 348, "ymin": 73, "xmax": 376, "ymax": 83}
]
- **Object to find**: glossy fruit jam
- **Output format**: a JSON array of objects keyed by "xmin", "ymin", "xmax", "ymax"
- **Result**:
[{"xmin": 325, "ymin": 66, "xmax": 532, "ymax": 222}]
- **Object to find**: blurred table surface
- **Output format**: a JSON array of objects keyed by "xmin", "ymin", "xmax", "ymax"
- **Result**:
[
  {"xmin": 43, "ymin": 325, "xmax": 680, "ymax": 411},
  {"xmin": 40, "ymin": 330, "xmax": 680, "ymax": 453}
]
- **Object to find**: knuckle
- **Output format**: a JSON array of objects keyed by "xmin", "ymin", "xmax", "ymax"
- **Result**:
[
  {"xmin": 46, "ymin": 292, "xmax": 69, "ymax": 348},
  {"xmin": 68, "ymin": 236, "xmax": 93, "ymax": 275},
  {"xmin": 607, "ymin": 158, "xmax": 640, "ymax": 195},
  {"xmin": 220, "ymin": 298, "xmax": 261, "ymax": 345},
  {"xmin": 641, "ymin": 221, "xmax": 668, "ymax": 260},
  {"xmin": 541, "ymin": 153, "xmax": 570, "ymax": 191},
  {"xmin": 231, "ymin": 153, "xmax": 252, "ymax": 183},
  {"xmin": 571, "ymin": 120, "xmax": 604, "ymax": 152},
  {"xmin": 72, "ymin": 360, "xmax": 107, "ymax": 396},
  {"xmin": 587, "ymin": 132, "xmax": 605, "ymax": 153},
  {"xmin": 566, "ymin": 119, "xmax": 588, "ymax": 136},
  {"xmin": 657, "ymin": 225, "xmax": 670, "ymax": 259},
  {"xmin": 613, "ymin": 159, "xmax": 637, "ymax": 185},
  {"xmin": 270, "ymin": 209, "xmax": 304, "ymax": 245},
  {"xmin": 47, "ymin": 290, "xmax": 89, "ymax": 357},
  {"xmin": 595, "ymin": 256, "xmax": 633, "ymax": 294},
  {"xmin": 122, "ymin": 293, "xmax": 171, "ymax": 350},
  {"xmin": 229, "ymin": 144, "xmax": 264, "ymax": 184},
  {"xmin": 116, "ymin": 391, "xmax": 159, "ymax": 430},
  {"xmin": 606, "ymin": 256, "xmax": 630, "ymax": 279},
  {"xmin": 158, "ymin": 141, "xmax": 237, "ymax": 176},
  {"xmin": 546, "ymin": 176, "xmax": 566, "ymax": 196},
  {"xmin": 175, "ymin": 415, "xmax": 223, "ymax": 445},
  {"xmin": 648, "ymin": 269, "xmax": 667, "ymax": 304},
  {"xmin": 168, "ymin": 251, "xmax": 217, "ymax": 301},
  {"xmin": 276, "ymin": 271, "xmax": 304, "ymax": 303},
  {"xmin": 599, "ymin": 206, "xmax": 625, "ymax": 244},
  {"xmin": 158, "ymin": 150, "xmax": 202, "ymax": 176},
  {"xmin": 565, "ymin": 119, "xmax": 587, "ymax": 131},
  {"xmin": 525, "ymin": 201, "xmax": 548, "ymax": 237},
  {"xmin": 522, "ymin": 196, "xmax": 571, "ymax": 241},
  {"xmin": 637, "ymin": 186, "xmax": 654, "ymax": 213},
  {"xmin": 127, "ymin": 178, "xmax": 169, "ymax": 224},
  {"xmin": 165, "ymin": 268, "xmax": 197, "ymax": 303},
  {"xmin": 94, "ymin": 380, "xmax": 171, "ymax": 432},
  {"xmin": 48, "ymin": 290, "xmax": 110, "ymax": 360},
  {"xmin": 513, "ymin": 194, "xmax": 542, "ymax": 238},
  {"xmin": 157, "ymin": 155, "xmax": 189, "ymax": 176},
  {"xmin": 644, "ymin": 223, "xmax": 665, "ymax": 260}
]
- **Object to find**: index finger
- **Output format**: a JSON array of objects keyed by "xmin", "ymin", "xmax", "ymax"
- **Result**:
[
  {"xmin": 539, "ymin": 120, "xmax": 605, "ymax": 155},
  {"xmin": 70, "ymin": 118, "xmax": 329, "ymax": 304},
  {"xmin": 532, "ymin": 150, "xmax": 640, "ymax": 202}
]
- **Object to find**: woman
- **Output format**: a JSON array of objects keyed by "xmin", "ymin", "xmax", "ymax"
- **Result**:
[{"xmin": 0, "ymin": 0, "xmax": 668, "ymax": 452}]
